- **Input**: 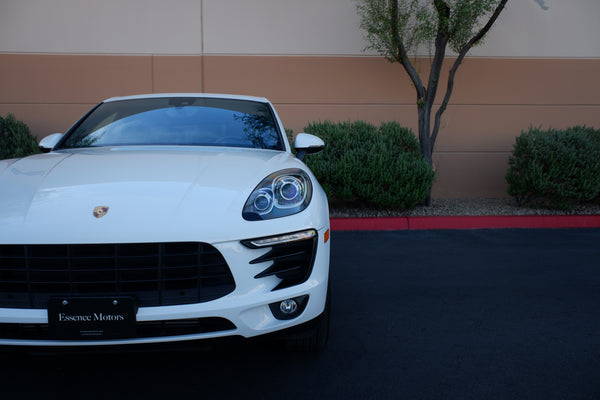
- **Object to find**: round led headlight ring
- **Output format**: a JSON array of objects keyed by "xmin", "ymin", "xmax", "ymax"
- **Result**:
[
  {"xmin": 254, "ymin": 191, "xmax": 272, "ymax": 212},
  {"xmin": 275, "ymin": 176, "xmax": 306, "ymax": 207},
  {"xmin": 243, "ymin": 169, "xmax": 312, "ymax": 221}
]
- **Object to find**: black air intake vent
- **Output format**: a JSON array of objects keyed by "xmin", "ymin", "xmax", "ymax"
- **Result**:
[
  {"xmin": 242, "ymin": 231, "xmax": 317, "ymax": 291},
  {"xmin": 0, "ymin": 242, "xmax": 235, "ymax": 309}
]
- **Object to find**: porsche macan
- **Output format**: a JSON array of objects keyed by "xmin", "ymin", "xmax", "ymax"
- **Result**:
[{"xmin": 0, "ymin": 94, "xmax": 330, "ymax": 351}]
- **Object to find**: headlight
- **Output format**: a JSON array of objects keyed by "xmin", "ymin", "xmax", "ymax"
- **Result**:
[{"xmin": 243, "ymin": 169, "xmax": 312, "ymax": 221}]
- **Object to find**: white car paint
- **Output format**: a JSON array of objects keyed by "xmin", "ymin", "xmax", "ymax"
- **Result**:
[
  {"xmin": 0, "ymin": 146, "xmax": 328, "ymax": 244},
  {"xmin": 0, "ymin": 93, "xmax": 330, "ymax": 347}
]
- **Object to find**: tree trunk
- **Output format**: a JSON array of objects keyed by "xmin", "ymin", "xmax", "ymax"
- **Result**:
[
  {"xmin": 418, "ymin": 106, "xmax": 433, "ymax": 166},
  {"xmin": 418, "ymin": 106, "xmax": 433, "ymax": 206}
]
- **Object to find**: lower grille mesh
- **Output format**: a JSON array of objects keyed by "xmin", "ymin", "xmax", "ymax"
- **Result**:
[{"xmin": 0, "ymin": 243, "xmax": 236, "ymax": 309}]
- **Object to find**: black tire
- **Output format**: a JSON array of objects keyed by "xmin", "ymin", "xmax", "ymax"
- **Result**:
[{"xmin": 283, "ymin": 286, "xmax": 330, "ymax": 353}]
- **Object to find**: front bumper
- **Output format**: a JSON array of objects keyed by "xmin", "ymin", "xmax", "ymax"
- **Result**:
[{"xmin": 0, "ymin": 226, "xmax": 330, "ymax": 346}]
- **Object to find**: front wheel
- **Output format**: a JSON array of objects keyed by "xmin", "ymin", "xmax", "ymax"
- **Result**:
[{"xmin": 283, "ymin": 286, "xmax": 330, "ymax": 353}]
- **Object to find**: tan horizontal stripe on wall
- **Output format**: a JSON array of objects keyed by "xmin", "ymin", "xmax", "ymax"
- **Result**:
[
  {"xmin": 0, "ymin": 104, "xmax": 94, "ymax": 138},
  {"xmin": 1, "ymin": 53, "xmax": 599, "ymax": 198},
  {"xmin": 433, "ymin": 152, "xmax": 511, "ymax": 198},
  {"xmin": 204, "ymin": 56, "xmax": 600, "ymax": 107}
]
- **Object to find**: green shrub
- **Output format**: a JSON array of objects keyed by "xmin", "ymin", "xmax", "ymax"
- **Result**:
[
  {"xmin": 303, "ymin": 120, "xmax": 434, "ymax": 210},
  {"xmin": 0, "ymin": 114, "xmax": 39, "ymax": 160},
  {"xmin": 506, "ymin": 126, "xmax": 600, "ymax": 210}
]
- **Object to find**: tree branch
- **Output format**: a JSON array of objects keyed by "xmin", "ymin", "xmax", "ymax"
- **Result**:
[
  {"xmin": 389, "ymin": 0, "xmax": 426, "ymax": 101},
  {"xmin": 431, "ymin": 0, "xmax": 508, "ymax": 149},
  {"xmin": 420, "ymin": 0, "xmax": 451, "ymax": 155},
  {"xmin": 426, "ymin": 0, "xmax": 451, "ymax": 110}
]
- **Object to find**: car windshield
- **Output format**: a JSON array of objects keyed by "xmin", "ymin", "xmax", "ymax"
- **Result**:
[{"xmin": 58, "ymin": 97, "xmax": 284, "ymax": 151}]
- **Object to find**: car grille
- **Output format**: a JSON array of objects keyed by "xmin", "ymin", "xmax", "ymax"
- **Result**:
[{"xmin": 0, "ymin": 243, "xmax": 236, "ymax": 309}]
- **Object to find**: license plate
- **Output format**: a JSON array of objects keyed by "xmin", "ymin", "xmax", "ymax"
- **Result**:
[{"xmin": 48, "ymin": 297, "xmax": 136, "ymax": 340}]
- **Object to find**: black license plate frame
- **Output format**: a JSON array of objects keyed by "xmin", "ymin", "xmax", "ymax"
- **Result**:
[{"xmin": 48, "ymin": 297, "xmax": 136, "ymax": 340}]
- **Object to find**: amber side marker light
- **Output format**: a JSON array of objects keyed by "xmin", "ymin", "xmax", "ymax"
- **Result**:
[{"xmin": 324, "ymin": 229, "xmax": 330, "ymax": 243}]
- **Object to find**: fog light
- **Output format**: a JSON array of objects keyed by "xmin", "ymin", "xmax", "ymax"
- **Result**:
[
  {"xmin": 269, "ymin": 295, "xmax": 309, "ymax": 320},
  {"xmin": 280, "ymin": 299, "xmax": 298, "ymax": 315}
]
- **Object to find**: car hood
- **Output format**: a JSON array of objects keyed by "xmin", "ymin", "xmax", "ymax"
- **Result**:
[{"xmin": 0, "ymin": 147, "xmax": 323, "ymax": 244}]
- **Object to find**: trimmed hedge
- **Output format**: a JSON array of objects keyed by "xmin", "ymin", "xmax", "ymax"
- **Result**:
[
  {"xmin": 506, "ymin": 126, "xmax": 600, "ymax": 210},
  {"xmin": 0, "ymin": 114, "xmax": 39, "ymax": 160},
  {"xmin": 302, "ymin": 120, "xmax": 434, "ymax": 210}
]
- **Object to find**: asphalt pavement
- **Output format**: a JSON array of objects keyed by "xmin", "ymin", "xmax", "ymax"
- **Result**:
[{"xmin": 2, "ymin": 228, "xmax": 600, "ymax": 400}]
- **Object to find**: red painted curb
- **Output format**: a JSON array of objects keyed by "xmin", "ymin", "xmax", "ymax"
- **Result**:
[
  {"xmin": 330, "ymin": 215, "xmax": 600, "ymax": 231},
  {"xmin": 329, "ymin": 217, "xmax": 409, "ymax": 231}
]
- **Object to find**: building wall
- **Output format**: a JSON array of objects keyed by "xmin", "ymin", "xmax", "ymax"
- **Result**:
[{"xmin": 1, "ymin": 0, "xmax": 599, "ymax": 198}]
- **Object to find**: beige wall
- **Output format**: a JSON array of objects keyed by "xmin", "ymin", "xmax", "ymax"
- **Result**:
[
  {"xmin": 1, "ymin": 54, "xmax": 598, "ymax": 197},
  {"xmin": 1, "ymin": 1, "xmax": 599, "ymax": 198},
  {"xmin": 2, "ymin": 1, "xmax": 600, "ymax": 57}
]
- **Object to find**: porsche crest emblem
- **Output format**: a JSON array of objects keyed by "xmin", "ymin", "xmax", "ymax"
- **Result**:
[{"xmin": 93, "ymin": 206, "xmax": 109, "ymax": 219}]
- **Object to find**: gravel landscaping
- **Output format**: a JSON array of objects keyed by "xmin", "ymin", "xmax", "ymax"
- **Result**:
[{"xmin": 330, "ymin": 197, "xmax": 600, "ymax": 218}]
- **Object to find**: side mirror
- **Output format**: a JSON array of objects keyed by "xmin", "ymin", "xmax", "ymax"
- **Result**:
[
  {"xmin": 38, "ymin": 133, "xmax": 64, "ymax": 153},
  {"xmin": 294, "ymin": 133, "xmax": 324, "ymax": 161}
]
